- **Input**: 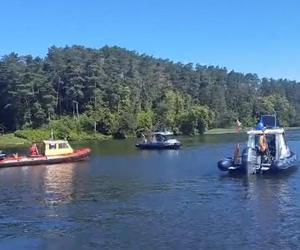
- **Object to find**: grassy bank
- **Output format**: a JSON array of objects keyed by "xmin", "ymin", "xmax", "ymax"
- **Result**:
[
  {"xmin": 286, "ymin": 127, "xmax": 300, "ymax": 131},
  {"xmin": 14, "ymin": 129, "xmax": 109, "ymax": 142},
  {"xmin": 1, "ymin": 126, "xmax": 299, "ymax": 148},
  {"xmin": 205, "ymin": 127, "xmax": 300, "ymax": 135},
  {"xmin": 0, "ymin": 129, "xmax": 109, "ymax": 148},
  {"xmin": 204, "ymin": 128, "xmax": 243, "ymax": 135},
  {"xmin": 0, "ymin": 133, "xmax": 30, "ymax": 148}
]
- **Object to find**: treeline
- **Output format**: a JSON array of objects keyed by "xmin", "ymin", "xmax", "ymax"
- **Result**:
[{"xmin": 0, "ymin": 45, "xmax": 299, "ymax": 137}]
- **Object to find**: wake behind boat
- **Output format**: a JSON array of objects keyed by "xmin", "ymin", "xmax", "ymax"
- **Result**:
[
  {"xmin": 0, "ymin": 140, "xmax": 91, "ymax": 168},
  {"xmin": 218, "ymin": 115, "xmax": 298, "ymax": 174},
  {"xmin": 136, "ymin": 131, "xmax": 181, "ymax": 150}
]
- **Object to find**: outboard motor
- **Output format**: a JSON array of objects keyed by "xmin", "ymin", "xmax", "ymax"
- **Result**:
[{"xmin": 242, "ymin": 147, "xmax": 258, "ymax": 174}]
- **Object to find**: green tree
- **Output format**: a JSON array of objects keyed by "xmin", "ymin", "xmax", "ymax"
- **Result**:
[{"xmin": 1, "ymin": 45, "xmax": 300, "ymax": 134}]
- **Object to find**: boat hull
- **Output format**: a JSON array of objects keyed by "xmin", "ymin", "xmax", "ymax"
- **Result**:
[
  {"xmin": 0, "ymin": 148, "xmax": 91, "ymax": 168},
  {"xmin": 136, "ymin": 142, "xmax": 181, "ymax": 150},
  {"xmin": 218, "ymin": 151, "xmax": 298, "ymax": 174}
]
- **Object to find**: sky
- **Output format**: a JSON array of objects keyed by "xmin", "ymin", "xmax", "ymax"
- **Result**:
[{"xmin": 1, "ymin": 0, "xmax": 300, "ymax": 81}]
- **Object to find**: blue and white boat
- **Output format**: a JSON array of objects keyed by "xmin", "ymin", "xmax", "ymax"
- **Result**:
[
  {"xmin": 218, "ymin": 115, "xmax": 298, "ymax": 174},
  {"xmin": 136, "ymin": 131, "xmax": 181, "ymax": 150}
]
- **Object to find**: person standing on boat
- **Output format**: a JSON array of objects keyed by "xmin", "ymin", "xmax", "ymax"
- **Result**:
[
  {"xmin": 233, "ymin": 119, "xmax": 242, "ymax": 164},
  {"xmin": 233, "ymin": 143, "xmax": 241, "ymax": 164},
  {"xmin": 141, "ymin": 133, "xmax": 147, "ymax": 143},
  {"xmin": 259, "ymin": 132, "xmax": 268, "ymax": 154},
  {"xmin": 258, "ymin": 131, "xmax": 269, "ymax": 163},
  {"xmin": 30, "ymin": 143, "xmax": 40, "ymax": 156},
  {"xmin": 236, "ymin": 119, "xmax": 242, "ymax": 133}
]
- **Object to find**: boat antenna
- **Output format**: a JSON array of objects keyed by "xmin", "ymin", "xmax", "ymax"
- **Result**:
[{"xmin": 51, "ymin": 130, "xmax": 54, "ymax": 140}]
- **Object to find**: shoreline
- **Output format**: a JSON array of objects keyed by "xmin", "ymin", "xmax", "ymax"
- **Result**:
[
  {"xmin": 0, "ymin": 132, "xmax": 109, "ymax": 148},
  {"xmin": 204, "ymin": 127, "xmax": 300, "ymax": 135},
  {"xmin": 1, "ymin": 127, "xmax": 300, "ymax": 148},
  {"xmin": 204, "ymin": 128, "xmax": 243, "ymax": 135}
]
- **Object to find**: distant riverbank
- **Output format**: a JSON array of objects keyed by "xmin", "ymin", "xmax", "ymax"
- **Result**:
[
  {"xmin": 0, "ymin": 130, "xmax": 109, "ymax": 148},
  {"xmin": 1, "ymin": 127, "xmax": 300, "ymax": 148},
  {"xmin": 205, "ymin": 127, "xmax": 300, "ymax": 135},
  {"xmin": 204, "ymin": 128, "xmax": 241, "ymax": 135}
]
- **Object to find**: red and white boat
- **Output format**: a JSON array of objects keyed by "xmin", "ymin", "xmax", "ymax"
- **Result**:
[{"xmin": 0, "ymin": 140, "xmax": 91, "ymax": 168}]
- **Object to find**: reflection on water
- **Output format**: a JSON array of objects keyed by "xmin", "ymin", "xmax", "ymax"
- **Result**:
[
  {"xmin": 43, "ymin": 163, "xmax": 77, "ymax": 205},
  {"xmin": 139, "ymin": 149, "xmax": 180, "ymax": 158},
  {"xmin": 0, "ymin": 130, "xmax": 300, "ymax": 249}
]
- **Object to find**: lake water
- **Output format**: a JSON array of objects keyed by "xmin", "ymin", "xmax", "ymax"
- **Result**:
[{"xmin": 1, "ymin": 131, "xmax": 300, "ymax": 249}]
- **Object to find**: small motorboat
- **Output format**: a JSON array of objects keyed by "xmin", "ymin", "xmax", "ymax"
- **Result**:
[
  {"xmin": 136, "ymin": 131, "xmax": 181, "ymax": 150},
  {"xmin": 0, "ymin": 140, "xmax": 91, "ymax": 168},
  {"xmin": 218, "ymin": 115, "xmax": 298, "ymax": 174}
]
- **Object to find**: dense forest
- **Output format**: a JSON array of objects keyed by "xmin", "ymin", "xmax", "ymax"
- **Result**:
[{"xmin": 0, "ymin": 45, "xmax": 300, "ymax": 138}]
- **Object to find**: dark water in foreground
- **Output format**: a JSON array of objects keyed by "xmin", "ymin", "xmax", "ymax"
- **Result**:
[{"xmin": 1, "ymin": 131, "xmax": 300, "ymax": 249}]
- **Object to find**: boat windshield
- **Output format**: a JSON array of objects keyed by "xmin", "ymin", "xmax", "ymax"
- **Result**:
[
  {"xmin": 277, "ymin": 133, "xmax": 290, "ymax": 158},
  {"xmin": 155, "ymin": 134, "xmax": 168, "ymax": 142}
]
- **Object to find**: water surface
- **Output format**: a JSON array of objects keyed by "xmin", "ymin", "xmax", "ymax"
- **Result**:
[{"xmin": 1, "ymin": 131, "xmax": 300, "ymax": 249}]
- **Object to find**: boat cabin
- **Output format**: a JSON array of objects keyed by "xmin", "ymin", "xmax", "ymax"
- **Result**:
[
  {"xmin": 43, "ymin": 140, "xmax": 74, "ymax": 156},
  {"xmin": 247, "ymin": 128, "xmax": 291, "ymax": 161},
  {"xmin": 153, "ymin": 131, "xmax": 174, "ymax": 142}
]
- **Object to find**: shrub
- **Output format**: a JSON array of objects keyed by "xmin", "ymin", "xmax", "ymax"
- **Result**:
[{"xmin": 15, "ymin": 129, "xmax": 52, "ymax": 142}]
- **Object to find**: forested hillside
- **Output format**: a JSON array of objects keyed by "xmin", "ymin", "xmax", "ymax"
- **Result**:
[{"xmin": 0, "ymin": 45, "xmax": 299, "ymax": 137}]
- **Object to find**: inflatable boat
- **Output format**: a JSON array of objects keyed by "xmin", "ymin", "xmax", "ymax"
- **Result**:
[{"xmin": 218, "ymin": 115, "xmax": 298, "ymax": 174}]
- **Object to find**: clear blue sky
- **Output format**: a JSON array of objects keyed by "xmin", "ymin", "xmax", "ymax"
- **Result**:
[{"xmin": 1, "ymin": 0, "xmax": 300, "ymax": 80}]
